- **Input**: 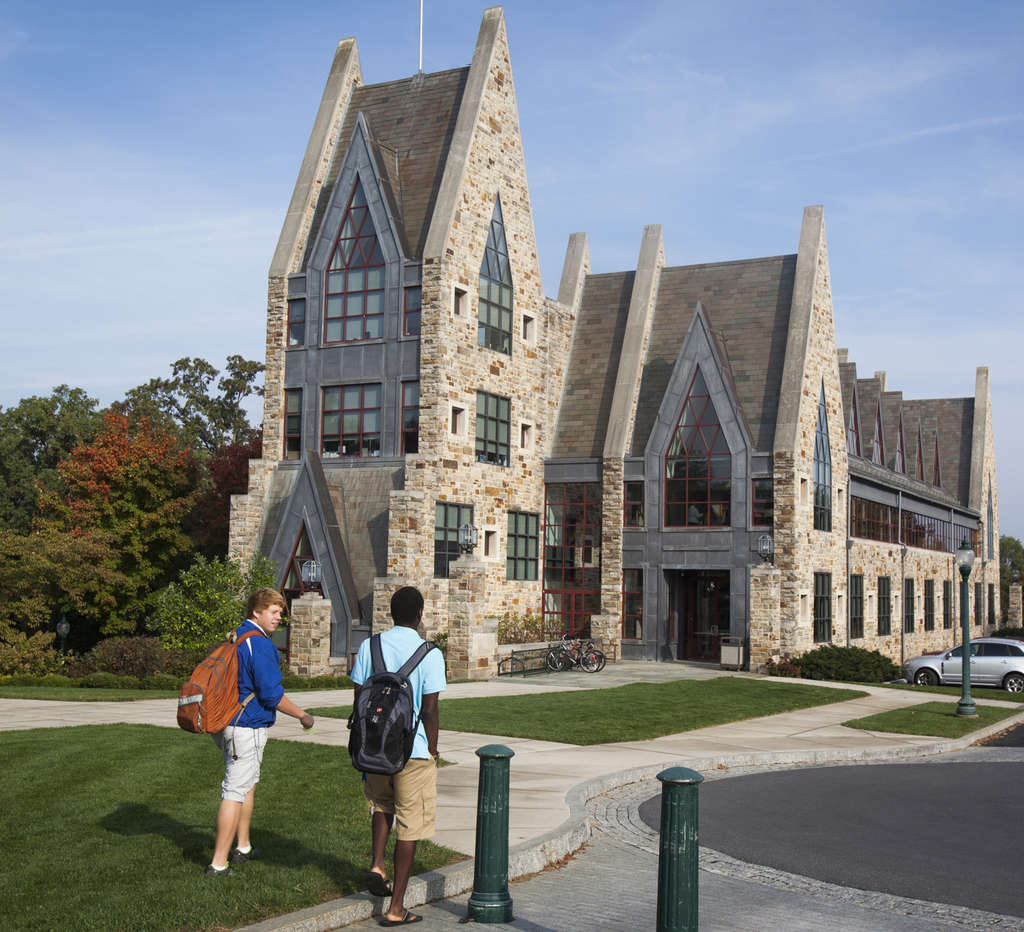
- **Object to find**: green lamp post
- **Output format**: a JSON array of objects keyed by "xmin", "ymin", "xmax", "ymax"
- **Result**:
[{"xmin": 955, "ymin": 538, "xmax": 977, "ymax": 717}]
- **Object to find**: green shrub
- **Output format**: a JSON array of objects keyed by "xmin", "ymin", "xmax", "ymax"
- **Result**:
[
  {"xmin": 70, "ymin": 636, "xmax": 173, "ymax": 678},
  {"xmin": 497, "ymin": 610, "xmax": 546, "ymax": 645},
  {"xmin": 150, "ymin": 554, "xmax": 276, "ymax": 650},
  {"xmin": 143, "ymin": 673, "xmax": 179, "ymax": 690},
  {"xmin": 79, "ymin": 672, "xmax": 122, "ymax": 688},
  {"xmin": 280, "ymin": 673, "xmax": 353, "ymax": 690},
  {"xmin": 37, "ymin": 673, "xmax": 75, "ymax": 688},
  {"xmin": 430, "ymin": 632, "xmax": 448, "ymax": 656},
  {"xmin": 791, "ymin": 644, "xmax": 899, "ymax": 683},
  {"xmin": 995, "ymin": 626, "xmax": 1024, "ymax": 639}
]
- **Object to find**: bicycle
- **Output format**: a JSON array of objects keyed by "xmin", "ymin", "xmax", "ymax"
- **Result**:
[{"xmin": 546, "ymin": 634, "xmax": 606, "ymax": 673}]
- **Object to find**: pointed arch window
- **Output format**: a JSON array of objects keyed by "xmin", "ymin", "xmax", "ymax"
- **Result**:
[
  {"xmin": 665, "ymin": 368, "xmax": 731, "ymax": 528},
  {"xmin": 813, "ymin": 384, "xmax": 832, "ymax": 531},
  {"xmin": 325, "ymin": 178, "xmax": 385, "ymax": 343},
  {"xmin": 846, "ymin": 391, "xmax": 861, "ymax": 457},
  {"xmin": 281, "ymin": 524, "xmax": 321, "ymax": 609},
  {"xmin": 872, "ymin": 403, "xmax": 884, "ymax": 465},
  {"xmin": 894, "ymin": 415, "xmax": 906, "ymax": 474},
  {"xmin": 932, "ymin": 435, "xmax": 941, "ymax": 486},
  {"xmin": 915, "ymin": 426, "xmax": 925, "ymax": 481},
  {"xmin": 478, "ymin": 197, "xmax": 513, "ymax": 354},
  {"xmin": 987, "ymin": 487, "xmax": 994, "ymax": 559}
]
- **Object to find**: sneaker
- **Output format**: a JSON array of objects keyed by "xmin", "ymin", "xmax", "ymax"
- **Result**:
[
  {"xmin": 229, "ymin": 847, "xmax": 261, "ymax": 864},
  {"xmin": 206, "ymin": 864, "xmax": 232, "ymax": 877}
]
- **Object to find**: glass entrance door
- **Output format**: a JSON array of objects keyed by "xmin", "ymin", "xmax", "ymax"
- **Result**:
[{"xmin": 672, "ymin": 570, "xmax": 729, "ymax": 661}]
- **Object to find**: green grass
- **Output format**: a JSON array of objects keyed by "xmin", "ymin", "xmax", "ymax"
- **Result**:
[
  {"xmin": 845, "ymin": 701, "xmax": 1021, "ymax": 738},
  {"xmin": 0, "ymin": 687, "xmax": 180, "ymax": 701},
  {"xmin": 883, "ymin": 682, "xmax": 1024, "ymax": 703},
  {"xmin": 0, "ymin": 725, "xmax": 462, "ymax": 932},
  {"xmin": 311, "ymin": 678, "xmax": 866, "ymax": 745}
]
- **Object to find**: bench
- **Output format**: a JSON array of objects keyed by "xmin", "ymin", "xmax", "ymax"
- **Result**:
[{"xmin": 497, "ymin": 644, "xmax": 555, "ymax": 677}]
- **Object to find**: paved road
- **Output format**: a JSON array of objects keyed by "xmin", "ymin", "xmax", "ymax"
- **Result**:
[{"xmin": 639, "ymin": 746, "xmax": 1024, "ymax": 919}]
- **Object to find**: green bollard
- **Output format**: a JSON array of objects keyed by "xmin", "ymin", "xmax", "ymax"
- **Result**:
[
  {"xmin": 656, "ymin": 766, "xmax": 704, "ymax": 932},
  {"xmin": 467, "ymin": 744, "xmax": 515, "ymax": 923}
]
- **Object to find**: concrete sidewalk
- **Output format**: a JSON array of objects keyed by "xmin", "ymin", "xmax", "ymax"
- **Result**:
[{"xmin": 5, "ymin": 663, "xmax": 1024, "ymax": 930}]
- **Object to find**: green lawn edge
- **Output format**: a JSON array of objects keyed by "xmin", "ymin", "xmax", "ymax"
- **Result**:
[{"xmin": 844, "ymin": 701, "xmax": 1021, "ymax": 738}]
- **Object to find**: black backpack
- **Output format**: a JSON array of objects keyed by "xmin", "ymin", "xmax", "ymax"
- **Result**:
[{"xmin": 347, "ymin": 634, "xmax": 437, "ymax": 775}]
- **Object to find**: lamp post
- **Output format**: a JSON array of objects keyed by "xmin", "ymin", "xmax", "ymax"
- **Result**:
[
  {"xmin": 954, "ymin": 538, "xmax": 977, "ymax": 717},
  {"xmin": 56, "ymin": 616, "xmax": 70, "ymax": 654}
]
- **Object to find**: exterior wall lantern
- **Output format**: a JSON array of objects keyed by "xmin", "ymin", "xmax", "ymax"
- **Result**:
[
  {"xmin": 458, "ymin": 524, "xmax": 480, "ymax": 554},
  {"xmin": 757, "ymin": 534, "xmax": 774, "ymax": 564},
  {"xmin": 954, "ymin": 538, "xmax": 977, "ymax": 717},
  {"xmin": 300, "ymin": 559, "xmax": 322, "ymax": 586}
]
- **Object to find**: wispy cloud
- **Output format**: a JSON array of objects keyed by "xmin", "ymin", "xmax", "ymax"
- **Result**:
[{"xmin": 0, "ymin": 21, "xmax": 29, "ymax": 62}]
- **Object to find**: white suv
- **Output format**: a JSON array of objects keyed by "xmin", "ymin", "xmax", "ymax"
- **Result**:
[{"xmin": 902, "ymin": 637, "xmax": 1024, "ymax": 692}]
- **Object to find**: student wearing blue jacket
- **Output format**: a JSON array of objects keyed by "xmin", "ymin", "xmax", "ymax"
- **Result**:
[{"xmin": 207, "ymin": 588, "xmax": 315, "ymax": 877}]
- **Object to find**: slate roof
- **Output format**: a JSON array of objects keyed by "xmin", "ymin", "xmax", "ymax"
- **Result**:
[
  {"xmin": 551, "ymin": 272, "xmax": 634, "ymax": 458},
  {"xmin": 902, "ymin": 398, "xmax": 975, "ymax": 507},
  {"xmin": 302, "ymin": 67, "xmax": 469, "ymax": 268},
  {"xmin": 629, "ymin": 255, "xmax": 797, "ymax": 456}
]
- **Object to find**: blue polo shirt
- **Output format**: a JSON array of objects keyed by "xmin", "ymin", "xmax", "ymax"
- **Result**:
[
  {"xmin": 350, "ymin": 626, "xmax": 447, "ymax": 759},
  {"xmin": 233, "ymin": 619, "xmax": 285, "ymax": 728}
]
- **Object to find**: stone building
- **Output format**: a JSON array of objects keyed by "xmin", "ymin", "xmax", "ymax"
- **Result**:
[{"xmin": 229, "ymin": 7, "xmax": 1000, "ymax": 677}]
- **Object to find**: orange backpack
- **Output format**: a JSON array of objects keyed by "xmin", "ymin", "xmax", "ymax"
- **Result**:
[{"xmin": 177, "ymin": 630, "xmax": 261, "ymax": 734}]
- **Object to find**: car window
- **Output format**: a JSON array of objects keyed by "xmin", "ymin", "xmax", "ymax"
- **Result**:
[
  {"xmin": 983, "ymin": 643, "xmax": 1010, "ymax": 657},
  {"xmin": 1008, "ymin": 645, "xmax": 1024, "ymax": 657},
  {"xmin": 948, "ymin": 646, "xmax": 963, "ymax": 658}
]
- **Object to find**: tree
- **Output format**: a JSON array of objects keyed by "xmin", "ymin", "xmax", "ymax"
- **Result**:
[
  {"xmin": 1000, "ymin": 534, "xmax": 1024, "ymax": 623},
  {"xmin": 0, "ymin": 386, "xmax": 101, "ymax": 532},
  {"xmin": 36, "ymin": 412, "xmax": 200, "ymax": 636},
  {"xmin": 150, "ymin": 554, "xmax": 276, "ymax": 650},
  {"xmin": 184, "ymin": 428, "xmax": 262, "ymax": 558},
  {"xmin": 114, "ymin": 355, "xmax": 264, "ymax": 455}
]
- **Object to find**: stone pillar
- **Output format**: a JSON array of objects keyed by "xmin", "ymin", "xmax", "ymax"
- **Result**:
[
  {"xmin": 748, "ymin": 563, "xmax": 781, "ymax": 673},
  {"xmin": 447, "ymin": 556, "xmax": 498, "ymax": 680},
  {"xmin": 588, "ymin": 613, "xmax": 621, "ymax": 663},
  {"xmin": 1010, "ymin": 584, "xmax": 1022, "ymax": 627},
  {"xmin": 288, "ymin": 592, "xmax": 333, "ymax": 677}
]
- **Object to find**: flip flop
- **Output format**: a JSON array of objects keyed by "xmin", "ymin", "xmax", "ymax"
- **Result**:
[
  {"xmin": 379, "ymin": 911, "xmax": 422, "ymax": 926},
  {"xmin": 365, "ymin": 871, "xmax": 393, "ymax": 897}
]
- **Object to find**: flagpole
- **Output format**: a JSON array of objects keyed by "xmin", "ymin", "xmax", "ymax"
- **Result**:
[{"xmin": 418, "ymin": 0, "xmax": 423, "ymax": 73}]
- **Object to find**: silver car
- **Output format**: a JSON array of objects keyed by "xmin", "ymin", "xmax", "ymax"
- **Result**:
[{"xmin": 902, "ymin": 637, "xmax": 1024, "ymax": 692}]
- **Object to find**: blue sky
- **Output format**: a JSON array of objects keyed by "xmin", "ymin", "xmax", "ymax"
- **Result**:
[{"xmin": 2, "ymin": 0, "xmax": 1021, "ymax": 535}]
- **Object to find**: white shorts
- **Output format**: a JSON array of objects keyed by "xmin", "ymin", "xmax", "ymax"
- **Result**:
[{"xmin": 213, "ymin": 726, "xmax": 268, "ymax": 802}]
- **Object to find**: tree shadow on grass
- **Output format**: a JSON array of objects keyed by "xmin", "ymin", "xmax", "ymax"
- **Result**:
[{"xmin": 100, "ymin": 802, "xmax": 364, "ymax": 890}]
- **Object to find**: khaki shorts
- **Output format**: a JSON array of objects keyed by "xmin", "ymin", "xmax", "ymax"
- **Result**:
[
  {"xmin": 212, "ymin": 726, "xmax": 268, "ymax": 802},
  {"xmin": 363, "ymin": 758, "xmax": 438, "ymax": 841}
]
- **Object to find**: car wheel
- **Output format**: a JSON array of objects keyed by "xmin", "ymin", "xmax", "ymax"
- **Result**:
[
  {"xmin": 1003, "ymin": 672, "xmax": 1024, "ymax": 693},
  {"xmin": 913, "ymin": 668, "xmax": 939, "ymax": 687}
]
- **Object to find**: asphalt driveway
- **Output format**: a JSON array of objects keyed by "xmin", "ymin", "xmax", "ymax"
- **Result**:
[{"xmin": 639, "ymin": 748, "xmax": 1024, "ymax": 918}]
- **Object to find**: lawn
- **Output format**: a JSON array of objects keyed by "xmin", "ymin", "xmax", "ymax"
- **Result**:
[
  {"xmin": 845, "ymin": 701, "xmax": 1021, "ymax": 738},
  {"xmin": 884, "ymin": 682, "xmax": 1024, "ymax": 703},
  {"xmin": 0, "ymin": 725, "xmax": 462, "ymax": 932},
  {"xmin": 0, "ymin": 687, "xmax": 179, "ymax": 701},
  {"xmin": 311, "ymin": 677, "xmax": 867, "ymax": 744}
]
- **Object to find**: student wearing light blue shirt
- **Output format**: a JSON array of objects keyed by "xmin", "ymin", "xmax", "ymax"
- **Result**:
[{"xmin": 350, "ymin": 586, "xmax": 447, "ymax": 926}]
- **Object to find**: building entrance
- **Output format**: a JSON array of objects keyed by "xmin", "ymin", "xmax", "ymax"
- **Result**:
[{"xmin": 669, "ymin": 570, "xmax": 730, "ymax": 661}]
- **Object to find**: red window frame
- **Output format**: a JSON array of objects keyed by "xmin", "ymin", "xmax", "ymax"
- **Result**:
[
  {"xmin": 321, "ymin": 384, "xmax": 381, "ymax": 458},
  {"xmin": 543, "ymin": 482, "xmax": 601, "ymax": 637},
  {"xmin": 324, "ymin": 179, "xmax": 385, "ymax": 344},
  {"xmin": 401, "ymin": 381, "xmax": 419, "ymax": 454},
  {"xmin": 622, "ymin": 568, "xmax": 643, "ymax": 640},
  {"xmin": 403, "ymin": 286, "xmax": 422, "ymax": 336},
  {"xmin": 751, "ymin": 478, "xmax": 773, "ymax": 528},
  {"xmin": 284, "ymin": 388, "xmax": 302, "ymax": 461},
  {"xmin": 623, "ymin": 481, "xmax": 644, "ymax": 527},
  {"xmin": 664, "ymin": 368, "xmax": 730, "ymax": 528},
  {"xmin": 287, "ymin": 298, "xmax": 306, "ymax": 347}
]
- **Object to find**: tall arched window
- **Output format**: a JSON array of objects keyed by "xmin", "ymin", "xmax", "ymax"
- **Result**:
[
  {"xmin": 846, "ymin": 391, "xmax": 861, "ymax": 456},
  {"xmin": 814, "ymin": 383, "xmax": 832, "ymax": 531},
  {"xmin": 872, "ymin": 402, "xmax": 884, "ymax": 465},
  {"xmin": 665, "ymin": 368, "xmax": 730, "ymax": 527},
  {"xmin": 325, "ymin": 178, "xmax": 385, "ymax": 343},
  {"xmin": 894, "ymin": 414, "xmax": 906, "ymax": 474},
  {"xmin": 478, "ymin": 197, "xmax": 513, "ymax": 354}
]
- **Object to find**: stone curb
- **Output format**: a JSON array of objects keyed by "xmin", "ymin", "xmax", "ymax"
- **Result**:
[{"xmin": 236, "ymin": 707, "xmax": 1024, "ymax": 931}]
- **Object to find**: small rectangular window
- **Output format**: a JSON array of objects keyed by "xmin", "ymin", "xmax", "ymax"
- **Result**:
[
  {"xmin": 622, "ymin": 569, "xmax": 643, "ymax": 639},
  {"xmin": 476, "ymin": 391, "xmax": 510, "ymax": 466},
  {"xmin": 943, "ymin": 580, "xmax": 952, "ymax": 629},
  {"xmin": 924, "ymin": 579, "xmax": 935, "ymax": 631},
  {"xmin": 751, "ymin": 478, "xmax": 773, "ymax": 528},
  {"xmin": 287, "ymin": 299, "xmax": 306, "ymax": 347},
  {"xmin": 403, "ymin": 286, "xmax": 422, "ymax": 336},
  {"xmin": 506, "ymin": 511, "xmax": 539, "ymax": 580},
  {"xmin": 903, "ymin": 579, "xmax": 915, "ymax": 633},
  {"xmin": 401, "ymin": 382, "xmax": 419, "ymax": 454},
  {"xmin": 484, "ymin": 529, "xmax": 496, "ymax": 558},
  {"xmin": 989, "ymin": 583, "xmax": 995, "ymax": 626},
  {"xmin": 849, "ymin": 574, "xmax": 863, "ymax": 639},
  {"xmin": 975, "ymin": 582, "xmax": 983, "ymax": 627},
  {"xmin": 522, "ymin": 314, "xmax": 535, "ymax": 344},
  {"xmin": 814, "ymin": 573, "xmax": 832, "ymax": 642},
  {"xmin": 451, "ymin": 405, "xmax": 465, "ymax": 436},
  {"xmin": 520, "ymin": 422, "xmax": 533, "ymax": 451},
  {"xmin": 284, "ymin": 389, "xmax": 302, "ymax": 460},
  {"xmin": 435, "ymin": 502, "xmax": 472, "ymax": 578},
  {"xmin": 454, "ymin": 287, "xmax": 467, "ymax": 316},
  {"xmin": 624, "ymin": 481, "xmax": 644, "ymax": 528},
  {"xmin": 877, "ymin": 576, "xmax": 891, "ymax": 636}
]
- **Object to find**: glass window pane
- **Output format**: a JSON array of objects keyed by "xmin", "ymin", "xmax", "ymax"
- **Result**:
[
  {"xmin": 365, "ymin": 316, "xmax": 383, "ymax": 338},
  {"xmin": 344, "ymin": 318, "xmax": 362, "ymax": 340},
  {"xmin": 367, "ymin": 267, "xmax": 385, "ymax": 289}
]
